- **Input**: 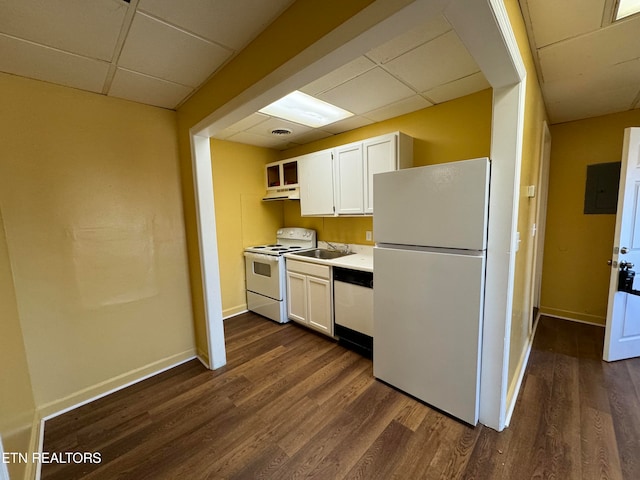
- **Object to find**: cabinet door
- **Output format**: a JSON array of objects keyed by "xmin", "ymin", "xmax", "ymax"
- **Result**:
[
  {"xmin": 334, "ymin": 143, "xmax": 364, "ymax": 215},
  {"xmin": 286, "ymin": 271, "xmax": 307, "ymax": 324},
  {"xmin": 307, "ymin": 276, "xmax": 333, "ymax": 335},
  {"xmin": 298, "ymin": 150, "xmax": 334, "ymax": 216},
  {"xmin": 364, "ymin": 134, "xmax": 396, "ymax": 214}
]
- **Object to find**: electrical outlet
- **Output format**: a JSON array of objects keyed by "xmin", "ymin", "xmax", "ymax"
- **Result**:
[{"xmin": 366, "ymin": 231, "xmax": 372, "ymax": 242}]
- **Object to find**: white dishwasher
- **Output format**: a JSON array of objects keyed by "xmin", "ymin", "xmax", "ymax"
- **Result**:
[{"xmin": 333, "ymin": 267, "xmax": 373, "ymax": 357}]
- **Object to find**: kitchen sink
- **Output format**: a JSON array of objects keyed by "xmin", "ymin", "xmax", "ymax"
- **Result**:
[{"xmin": 292, "ymin": 249, "xmax": 354, "ymax": 260}]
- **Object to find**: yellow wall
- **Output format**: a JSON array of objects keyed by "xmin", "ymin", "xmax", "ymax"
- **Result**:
[
  {"xmin": 0, "ymin": 73, "xmax": 195, "ymax": 414},
  {"xmin": 0, "ymin": 206, "xmax": 36, "ymax": 480},
  {"xmin": 504, "ymin": 0, "xmax": 549, "ymax": 407},
  {"xmin": 542, "ymin": 109, "xmax": 640, "ymax": 324},
  {"xmin": 281, "ymin": 89, "xmax": 493, "ymax": 243},
  {"xmin": 210, "ymin": 139, "xmax": 283, "ymax": 318}
]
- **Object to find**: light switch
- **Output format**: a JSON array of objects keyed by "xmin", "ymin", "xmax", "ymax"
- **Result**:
[
  {"xmin": 526, "ymin": 185, "xmax": 536, "ymax": 198},
  {"xmin": 366, "ymin": 231, "xmax": 372, "ymax": 241}
]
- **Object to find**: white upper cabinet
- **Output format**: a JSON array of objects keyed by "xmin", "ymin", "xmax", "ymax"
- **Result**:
[
  {"xmin": 298, "ymin": 132, "xmax": 412, "ymax": 217},
  {"xmin": 298, "ymin": 149, "xmax": 334, "ymax": 216},
  {"xmin": 334, "ymin": 143, "xmax": 364, "ymax": 215},
  {"xmin": 364, "ymin": 134, "xmax": 398, "ymax": 214},
  {"xmin": 335, "ymin": 132, "xmax": 412, "ymax": 215}
]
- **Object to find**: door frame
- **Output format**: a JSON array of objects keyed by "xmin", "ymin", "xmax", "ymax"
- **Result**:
[
  {"xmin": 530, "ymin": 121, "xmax": 552, "ymax": 329},
  {"xmin": 189, "ymin": 0, "xmax": 525, "ymax": 431}
]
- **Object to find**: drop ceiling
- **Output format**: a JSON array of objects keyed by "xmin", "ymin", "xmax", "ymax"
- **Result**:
[
  {"xmin": 0, "ymin": 0, "xmax": 296, "ymax": 109},
  {"xmin": 212, "ymin": 15, "xmax": 490, "ymax": 149},
  {"xmin": 2, "ymin": 0, "xmax": 637, "ymax": 149},
  {"xmin": 519, "ymin": 0, "xmax": 640, "ymax": 124}
]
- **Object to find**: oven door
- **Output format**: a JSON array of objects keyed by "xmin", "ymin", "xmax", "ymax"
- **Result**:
[{"xmin": 244, "ymin": 252, "xmax": 284, "ymax": 300}]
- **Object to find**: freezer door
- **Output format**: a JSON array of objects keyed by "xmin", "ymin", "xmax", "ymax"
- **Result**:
[
  {"xmin": 373, "ymin": 157, "xmax": 489, "ymax": 251},
  {"xmin": 373, "ymin": 245, "xmax": 485, "ymax": 425}
]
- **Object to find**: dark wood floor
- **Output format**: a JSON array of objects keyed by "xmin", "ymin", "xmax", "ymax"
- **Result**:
[{"xmin": 41, "ymin": 313, "xmax": 640, "ymax": 479}]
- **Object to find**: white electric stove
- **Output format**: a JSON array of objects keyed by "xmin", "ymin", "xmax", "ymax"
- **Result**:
[{"xmin": 244, "ymin": 227, "xmax": 316, "ymax": 323}]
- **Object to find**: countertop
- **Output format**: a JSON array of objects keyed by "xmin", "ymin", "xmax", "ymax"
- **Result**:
[{"xmin": 283, "ymin": 243, "xmax": 373, "ymax": 273}]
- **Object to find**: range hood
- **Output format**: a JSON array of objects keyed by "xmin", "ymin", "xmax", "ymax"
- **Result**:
[{"xmin": 263, "ymin": 187, "xmax": 300, "ymax": 201}]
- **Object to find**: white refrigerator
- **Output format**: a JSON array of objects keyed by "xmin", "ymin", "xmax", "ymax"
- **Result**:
[{"xmin": 373, "ymin": 157, "xmax": 490, "ymax": 426}]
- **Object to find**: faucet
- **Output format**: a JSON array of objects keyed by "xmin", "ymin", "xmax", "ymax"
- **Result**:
[{"xmin": 326, "ymin": 241, "xmax": 351, "ymax": 254}]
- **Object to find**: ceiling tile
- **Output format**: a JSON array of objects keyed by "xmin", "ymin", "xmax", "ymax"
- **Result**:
[
  {"xmin": 543, "ymin": 60, "xmax": 640, "ymax": 122},
  {"xmin": 423, "ymin": 72, "xmax": 490, "ymax": 104},
  {"xmin": 245, "ymin": 117, "xmax": 313, "ymax": 139},
  {"xmin": 118, "ymin": 12, "xmax": 232, "ymax": 88},
  {"xmin": 108, "ymin": 68, "xmax": 192, "ymax": 109},
  {"xmin": 546, "ymin": 84, "xmax": 639, "ymax": 124},
  {"xmin": 138, "ymin": 0, "xmax": 295, "ymax": 50},
  {"xmin": 539, "ymin": 15, "xmax": 640, "ymax": 82},
  {"xmin": 318, "ymin": 67, "xmax": 416, "ymax": 115},
  {"xmin": 0, "ymin": 34, "xmax": 109, "ymax": 93},
  {"xmin": 300, "ymin": 56, "xmax": 376, "ymax": 96},
  {"xmin": 0, "ymin": 0, "xmax": 128, "ymax": 61},
  {"xmin": 526, "ymin": 0, "xmax": 605, "ymax": 48},
  {"xmin": 322, "ymin": 115, "xmax": 374, "ymax": 135},
  {"xmin": 363, "ymin": 95, "xmax": 432, "ymax": 122},
  {"xmin": 366, "ymin": 14, "xmax": 451, "ymax": 64},
  {"xmin": 226, "ymin": 113, "xmax": 270, "ymax": 132},
  {"xmin": 213, "ymin": 113, "xmax": 270, "ymax": 140},
  {"xmin": 227, "ymin": 131, "xmax": 291, "ymax": 149},
  {"xmin": 384, "ymin": 31, "xmax": 480, "ymax": 93},
  {"xmin": 290, "ymin": 129, "xmax": 334, "ymax": 145}
]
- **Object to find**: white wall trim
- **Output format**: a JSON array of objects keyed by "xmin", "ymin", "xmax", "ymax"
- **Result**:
[
  {"xmin": 540, "ymin": 312, "xmax": 606, "ymax": 328},
  {"xmin": 505, "ymin": 313, "xmax": 539, "ymax": 427},
  {"xmin": 189, "ymin": 0, "xmax": 526, "ymax": 431},
  {"xmin": 0, "ymin": 437, "xmax": 9, "ymax": 480},
  {"xmin": 190, "ymin": 133, "xmax": 226, "ymax": 369},
  {"xmin": 34, "ymin": 418, "xmax": 44, "ymax": 480},
  {"xmin": 531, "ymin": 121, "xmax": 552, "ymax": 321},
  {"xmin": 196, "ymin": 353, "xmax": 210, "ymax": 369}
]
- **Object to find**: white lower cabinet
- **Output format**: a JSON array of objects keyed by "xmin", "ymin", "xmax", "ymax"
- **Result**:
[{"xmin": 286, "ymin": 259, "xmax": 333, "ymax": 336}]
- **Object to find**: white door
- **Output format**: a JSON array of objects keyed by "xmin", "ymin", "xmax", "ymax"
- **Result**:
[{"xmin": 604, "ymin": 127, "xmax": 640, "ymax": 362}]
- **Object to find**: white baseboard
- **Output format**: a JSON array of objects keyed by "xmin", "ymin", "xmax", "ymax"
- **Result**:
[
  {"xmin": 540, "ymin": 312, "xmax": 605, "ymax": 328},
  {"xmin": 538, "ymin": 308, "xmax": 605, "ymax": 327},
  {"xmin": 39, "ymin": 350, "xmax": 196, "ymax": 421},
  {"xmin": 196, "ymin": 353, "xmax": 210, "ymax": 369},
  {"xmin": 223, "ymin": 306, "xmax": 248, "ymax": 319}
]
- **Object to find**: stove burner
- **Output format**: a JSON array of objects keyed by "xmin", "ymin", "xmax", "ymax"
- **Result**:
[
  {"xmin": 288, "ymin": 246, "xmax": 302, "ymax": 249},
  {"xmin": 267, "ymin": 244, "xmax": 283, "ymax": 247},
  {"xmin": 271, "ymin": 248, "xmax": 288, "ymax": 252},
  {"xmin": 253, "ymin": 246, "xmax": 265, "ymax": 249}
]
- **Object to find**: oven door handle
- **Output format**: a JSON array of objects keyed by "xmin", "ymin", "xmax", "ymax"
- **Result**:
[{"xmin": 244, "ymin": 252, "xmax": 281, "ymax": 263}]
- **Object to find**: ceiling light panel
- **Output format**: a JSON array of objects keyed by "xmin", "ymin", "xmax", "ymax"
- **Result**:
[
  {"xmin": 616, "ymin": 0, "xmax": 640, "ymax": 19},
  {"xmin": 259, "ymin": 90, "xmax": 354, "ymax": 128}
]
